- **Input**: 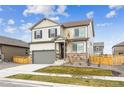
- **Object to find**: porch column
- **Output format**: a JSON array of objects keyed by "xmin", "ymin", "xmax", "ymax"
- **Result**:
[
  {"xmin": 86, "ymin": 41, "xmax": 88, "ymax": 59},
  {"xmin": 55, "ymin": 42, "xmax": 57, "ymax": 61},
  {"xmin": 64, "ymin": 41, "xmax": 66, "ymax": 61}
]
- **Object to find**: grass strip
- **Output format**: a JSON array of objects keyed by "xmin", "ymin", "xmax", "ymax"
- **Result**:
[
  {"xmin": 8, "ymin": 74, "xmax": 124, "ymax": 87},
  {"xmin": 35, "ymin": 66, "xmax": 113, "ymax": 76}
]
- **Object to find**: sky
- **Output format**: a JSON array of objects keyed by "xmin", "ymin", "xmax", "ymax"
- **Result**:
[{"xmin": 0, "ymin": 5, "xmax": 124, "ymax": 54}]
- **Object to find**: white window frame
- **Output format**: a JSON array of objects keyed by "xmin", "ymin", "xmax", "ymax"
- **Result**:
[
  {"xmin": 49, "ymin": 28, "xmax": 57, "ymax": 38},
  {"xmin": 73, "ymin": 27, "xmax": 86, "ymax": 38},
  {"xmin": 34, "ymin": 30, "xmax": 42, "ymax": 39},
  {"xmin": 72, "ymin": 42, "xmax": 85, "ymax": 53}
]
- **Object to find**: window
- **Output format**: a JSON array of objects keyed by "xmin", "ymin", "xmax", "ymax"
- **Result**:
[
  {"xmin": 72, "ymin": 42, "xmax": 84, "ymax": 53},
  {"xmin": 34, "ymin": 30, "xmax": 42, "ymax": 39},
  {"xmin": 96, "ymin": 47, "xmax": 99, "ymax": 51},
  {"xmin": 77, "ymin": 43, "xmax": 84, "ymax": 53},
  {"xmin": 25, "ymin": 49, "xmax": 28, "ymax": 55},
  {"xmin": 72, "ymin": 43, "xmax": 77, "ymax": 51},
  {"xmin": 74, "ymin": 28, "xmax": 79, "ymax": 37},
  {"xmin": 119, "ymin": 52, "xmax": 124, "ymax": 55},
  {"xmin": 48, "ymin": 28, "xmax": 57, "ymax": 38},
  {"xmin": 74, "ymin": 27, "xmax": 86, "ymax": 38}
]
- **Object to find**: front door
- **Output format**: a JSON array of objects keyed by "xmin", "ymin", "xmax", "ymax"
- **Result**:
[{"xmin": 60, "ymin": 43, "xmax": 64, "ymax": 59}]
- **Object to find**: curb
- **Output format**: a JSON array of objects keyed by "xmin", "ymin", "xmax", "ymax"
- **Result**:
[{"xmin": 0, "ymin": 77, "xmax": 83, "ymax": 87}]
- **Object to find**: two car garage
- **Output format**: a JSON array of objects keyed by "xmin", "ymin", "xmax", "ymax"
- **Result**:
[{"xmin": 32, "ymin": 50, "xmax": 56, "ymax": 64}]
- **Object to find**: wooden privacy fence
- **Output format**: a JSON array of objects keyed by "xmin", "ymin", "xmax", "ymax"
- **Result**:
[
  {"xmin": 13, "ymin": 56, "xmax": 31, "ymax": 64},
  {"xmin": 89, "ymin": 55, "xmax": 124, "ymax": 65}
]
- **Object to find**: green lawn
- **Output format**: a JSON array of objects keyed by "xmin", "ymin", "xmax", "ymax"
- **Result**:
[
  {"xmin": 35, "ymin": 66, "xmax": 115, "ymax": 76},
  {"xmin": 8, "ymin": 74, "xmax": 124, "ymax": 87}
]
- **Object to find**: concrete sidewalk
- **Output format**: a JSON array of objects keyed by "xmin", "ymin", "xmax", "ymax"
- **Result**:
[
  {"xmin": 19, "ymin": 72, "xmax": 124, "ymax": 82},
  {"xmin": 0, "ymin": 64, "xmax": 52, "ymax": 78}
]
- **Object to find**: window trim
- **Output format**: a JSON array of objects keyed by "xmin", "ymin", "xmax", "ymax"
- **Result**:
[
  {"xmin": 72, "ymin": 42, "xmax": 85, "ymax": 53},
  {"xmin": 48, "ymin": 28, "xmax": 57, "ymax": 38},
  {"xmin": 34, "ymin": 30, "xmax": 42, "ymax": 39},
  {"xmin": 73, "ymin": 27, "xmax": 86, "ymax": 38}
]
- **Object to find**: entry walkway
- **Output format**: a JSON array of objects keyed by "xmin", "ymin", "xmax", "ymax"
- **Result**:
[{"xmin": 19, "ymin": 71, "xmax": 124, "ymax": 82}]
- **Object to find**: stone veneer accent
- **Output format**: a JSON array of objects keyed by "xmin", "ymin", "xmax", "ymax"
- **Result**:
[{"xmin": 66, "ymin": 53, "xmax": 88, "ymax": 64}]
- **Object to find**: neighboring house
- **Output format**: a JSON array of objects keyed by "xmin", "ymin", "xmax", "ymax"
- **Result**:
[
  {"xmin": 112, "ymin": 41, "xmax": 124, "ymax": 55},
  {"xmin": 0, "ymin": 36, "xmax": 29, "ymax": 62},
  {"xmin": 30, "ymin": 18, "xmax": 95, "ymax": 64},
  {"xmin": 93, "ymin": 42, "xmax": 104, "ymax": 55}
]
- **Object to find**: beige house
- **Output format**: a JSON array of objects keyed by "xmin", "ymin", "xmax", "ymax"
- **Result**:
[
  {"xmin": 112, "ymin": 41, "xmax": 124, "ymax": 55},
  {"xmin": 0, "ymin": 36, "xmax": 29, "ymax": 62},
  {"xmin": 30, "ymin": 18, "xmax": 95, "ymax": 64}
]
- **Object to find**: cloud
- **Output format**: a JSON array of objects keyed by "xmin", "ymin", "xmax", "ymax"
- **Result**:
[
  {"xmin": 23, "ymin": 5, "xmax": 69, "ymax": 17},
  {"xmin": 4, "ymin": 26, "xmax": 16, "ymax": 33},
  {"xmin": 86, "ymin": 11, "xmax": 94, "ymax": 19},
  {"xmin": 19, "ymin": 22, "xmax": 33, "ymax": 33},
  {"xmin": 23, "ymin": 5, "xmax": 55, "ymax": 17},
  {"xmin": 96, "ymin": 23, "xmax": 112, "ymax": 27},
  {"xmin": 49, "ymin": 16, "xmax": 59, "ymax": 21},
  {"xmin": 106, "ymin": 5, "xmax": 124, "ymax": 19},
  {"xmin": 56, "ymin": 5, "xmax": 69, "ymax": 17},
  {"xmin": 8, "ymin": 19, "xmax": 15, "ymax": 25},
  {"xmin": 109, "ymin": 5, "xmax": 124, "ymax": 10},
  {"xmin": 106, "ymin": 10, "xmax": 117, "ymax": 18}
]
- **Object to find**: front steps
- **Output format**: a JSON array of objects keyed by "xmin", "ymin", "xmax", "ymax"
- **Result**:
[{"xmin": 54, "ymin": 60, "xmax": 65, "ymax": 65}]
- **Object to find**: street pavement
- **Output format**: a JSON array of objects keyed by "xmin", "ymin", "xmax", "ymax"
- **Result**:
[{"xmin": 0, "ymin": 62, "xmax": 22, "ymax": 70}]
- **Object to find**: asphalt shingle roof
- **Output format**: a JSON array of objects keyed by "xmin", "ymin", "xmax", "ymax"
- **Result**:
[
  {"xmin": 113, "ymin": 41, "xmax": 124, "ymax": 47},
  {"xmin": 94, "ymin": 42, "xmax": 104, "ymax": 47},
  {"xmin": 0, "ymin": 36, "xmax": 29, "ymax": 48},
  {"xmin": 62, "ymin": 19, "xmax": 91, "ymax": 27}
]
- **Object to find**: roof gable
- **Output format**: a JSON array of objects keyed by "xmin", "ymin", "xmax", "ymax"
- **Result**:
[{"xmin": 31, "ymin": 18, "xmax": 60, "ymax": 30}]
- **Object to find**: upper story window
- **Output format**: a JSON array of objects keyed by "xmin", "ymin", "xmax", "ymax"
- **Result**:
[
  {"xmin": 74, "ymin": 27, "xmax": 86, "ymax": 38},
  {"xmin": 34, "ymin": 30, "xmax": 42, "ymax": 39},
  {"xmin": 48, "ymin": 28, "xmax": 57, "ymax": 38}
]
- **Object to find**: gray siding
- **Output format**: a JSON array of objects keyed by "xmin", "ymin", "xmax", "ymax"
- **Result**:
[
  {"xmin": 32, "ymin": 50, "xmax": 55, "ymax": 64},
  {"xmin": 1, "ymin": 45, "xmax": 29, "ymax": 62},
  {"xmin": 113, "ymin": 46, "xmax": 124, "ymax": 55}
]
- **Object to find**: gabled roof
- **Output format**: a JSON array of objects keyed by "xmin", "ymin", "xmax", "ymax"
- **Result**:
[
  {"xmin": 0, "ymin": 36, "xmax": 29, "ymax": 48},
  {"xmin": 30, "ymin": 18, "xmax": 61, "ymax": 30},
  {"xmin": 94, "ymin": 42, "xmax": 104, "ymax": 47},
  {"xmin": 30, "ymin": 18, "xmax": 95, "ymax": 37},
  {"xmin": 62, "ymin": 19, "xmax": 95, "ymax": 37},
  {"xmin": 113, "ymin": 41, "xmax": 124, "ymax": 47},
  {"xmin": 62, "ymin": 19, "xmax": 91, "ymax": 27}
]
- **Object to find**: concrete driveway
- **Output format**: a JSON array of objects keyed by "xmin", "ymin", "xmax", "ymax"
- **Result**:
[
  {"xmin": 0, "ymin": 62, "xmax": 23, "ymax": 70},
  {"xmin": 0, "ymin": 64, "xmax": 52, "ymax": 78}
]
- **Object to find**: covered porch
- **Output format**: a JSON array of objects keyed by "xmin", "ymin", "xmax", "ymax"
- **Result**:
[{"xmin": 54, "ymin": 36, "xmax": 66, "ymax": 61}]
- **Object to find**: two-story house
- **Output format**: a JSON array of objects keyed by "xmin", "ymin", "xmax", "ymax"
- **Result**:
[
  {"xmin": 30, "ymin": 18, "xmax": 94, "ymax": 64},
  {"xmin": 112, "ymin": 41, "xmax": 124, "ymax": 55},
  {"xmin": 93, "ymin": 42, "xmax": 104, "ymax": 55}
]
